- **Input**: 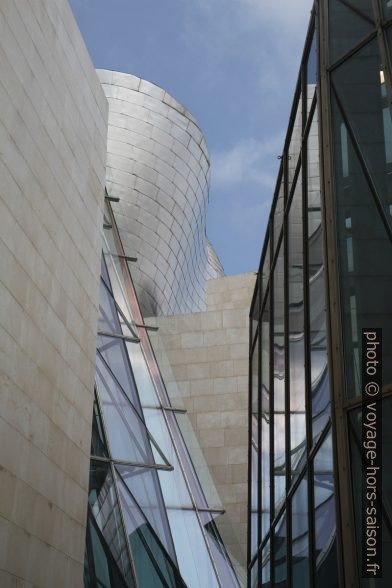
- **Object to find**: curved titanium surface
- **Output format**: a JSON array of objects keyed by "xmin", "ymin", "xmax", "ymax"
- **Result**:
[{"xmin": 97, "ymin": 69, "xmax": 224, "ymax": 317}]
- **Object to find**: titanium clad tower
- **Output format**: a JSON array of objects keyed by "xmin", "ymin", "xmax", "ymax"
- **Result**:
[
  {"xmin": 97, "ymin": 70, "xmax": 224, "ymax": 318},
  {"xmin": 248, "ymin": 1, "xmax": 392, "ymax": 586}
]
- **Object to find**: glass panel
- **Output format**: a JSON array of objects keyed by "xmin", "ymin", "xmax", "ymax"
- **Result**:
[
  {"xmin": 313, "ymin": 430, "xmax": 339, "ymax": 586},
  {"xmin": 252, "ymin": 280, "xmax": 260, "ymax": 344},
  {"xmin": 288, "ymin": 95, "xmax": 302, "ymax": 194},
  {"xmin": 250, "ymin": 557, "xmax": 258, "ymax": 588},
  {"xmin": 348, "ymin": 398, "xmax": 392, "ymax": 587},
  {"xmin": 307, "ymin": 32, "xmax": 317, "ymax": 106},
  {"xmin": 274, "ymin": 513, "xmax": 288, "ymax": 587},
  {"xmin": 261, "ymin": 236, "xmax": 270, "ymax": 303},
  {"xmin": 199, "ymin": 511, "xmax": 239, "ymax": 588},
  {"xmin": 91, "ymin": 399, "xmax": 109, "ymax": 458},
  {"xmin": 308, "ymin": 104, "xmax": 330, "ymax": 442},
  {"xmin": 333, "ymin": 39, "xmax": 392, "ymax": 233},
  {"xmin": 116, "ymin": 465, "xmax": 176, "ymax": 564},
  {"xmin": 261, "ymin": 538, "xmax": 271, "ymax": 586},
  {"xmin": 329, "ymin": 0, "xmax": 374, "ymax": 63},
  {"xmin": 274, "ymin": 182, "xmax": 284, "ymax": 252},
  {"xmin": 143, "ymin": 408, "xmax": 193, "ymax": 507},
  {"xmin": 167, "ymin": 510, "xmax": 219, "ymax": 588},
  {"xmin": 88, "ymin": 461, "xmax": 133, "ymax": 586},
  {"xmin": 261, "ymin": 295, "xmax": 271, "ymax": 542},
  {"xmin": 383, "ymin": 0, "xmax": 392, "ymax": 18},
  {"xmin": 251, "ymin": 444, "xmax": 258, "ymax": 559},
  {"xmin": 331, "ymin": 89, "xmax": 392, "ymax": 398},
  {"xmin": 97, "ymin": 276, "xmax": 143, "ymax": 415},
  {"xmin": 84, "ymin": 513, "xmax": 130, "ymax": 588},
  {"xmin": 292, "ymin": 477, "xmax": 310, "ymax": 588},
  {"xmin": 116, "ymin": 475, "xmax": 184, "ymax": 588},
  {"xmin": 288, "ymin": 176, "xmax": 306, "ymax": 480},
  {"xmin": 274, "ymin": 247, "xmax": 286, "ymax": 514},
  {"xmin": 95, "ymin": 353, "xmax": 162, "ymax": 466}
]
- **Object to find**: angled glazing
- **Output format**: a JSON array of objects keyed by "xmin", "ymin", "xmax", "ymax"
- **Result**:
[{"xmin": 85, "ymin": 199, "xmax": 238, "ymax": 587}]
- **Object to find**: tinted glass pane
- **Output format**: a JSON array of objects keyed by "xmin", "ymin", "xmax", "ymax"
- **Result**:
[
  {"xmin": 117, "ymin": 465, "xmax": 176, "ymax": 564},
  {"xmin": 88, "ymin": 461, "xmax": 133, "ymax": 585},
  {"xmin": 261, "ymin": 539, "xmax": 271, "ymax": 586},
  {"xmin": 117, "ymin": 475, "xmax": 183, "ymax": 588},
  {"xmin": 329, "ymin": 0, "xmax": 374, "ymax": 63},
  {"xmin": 313, "ymin": 431, "xmax": 339, "ymax": 587},
  {"xmin": 167, "ymin": 510, "xmax": 219, "ymax": 588},
  {"xmin": 143, "ymin": 408, "xmax": 193, "ymax": 507},
  {"xmin": 261, "ymin": 236, "xmax": 270, "ymax": 302},
  {"xmin": 331, "ymin": 90, "xmax": 392, "ymax": 398},
  {"xmin": 261, "ymin": 296, "xmax": 271, "ymax": 542},
  {"xmin": 200, "ymin": 511, "xmax": 239, "ymax": 588},
  {"xmin": 288, "ymin": 177, "xmax": 306, "ymax": 480},
  {"xmin": 307, "ymin": 32, "xmax": 317, "ymax": 107},
  {"xmin": 95, "ymin": 353, "xmax": 158, "ymax": 465},
  {"xmin": 288, "ymin": 95, "xmax": 302, "ymax": 195},
  {"xmin": 273, "ymin": 247, "xmax": 286, "ymax": 514},
  {"xmin": 274, "ymin": 513, "xmax": 288, "ymax": 587},
  {"xmin": 292, "ymin": 477, "xmax": 310, "ymax": 588},
  {"xmin": 85, "ymin": 514, "xmax": 129, "ymax": 588},
  {"xmin": 333, "ymin": 39, "xmax": 392, "ymax": 233},
  {"xmin": 308, "ymin": 105, "xmax": 330, "ymax": 442},
  {"xmin": 252, "ymin": 280, "xmax": 260, "ymax": 344},
  {"xmin": 91, "ymin": 399, "xmax": 109, "ymax": 458},
  {"xmin": 383, "ymin": 0, "xmax": 392, "ymax": 18},
  {"xmin": 274, "ymin": 182, "xmax": 284, "ymax": 253}
]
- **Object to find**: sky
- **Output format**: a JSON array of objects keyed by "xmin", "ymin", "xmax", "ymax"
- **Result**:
[{"xmin": 69, "ymin": 0, "xmax": 314, "ymax": 275}]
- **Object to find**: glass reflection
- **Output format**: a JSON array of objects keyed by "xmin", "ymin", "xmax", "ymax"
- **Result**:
[
  {"xmin": 261, "ymin": 539, "xmax": 271, "ymax": 586},
  {"xmin": 274, "ymin": 513, "xmax": 288, "ymax": 587},
  {"xmin": 117, "ymin": 475, "xmax": 184, "ymax": 588},
  {"xmin": 313, "ymin": 430, "xmax": 338, "ymax": 586},
  {"xmin": 261, "ymin": 297, "xmax": 271, "ymax": 542},
  {"xmin": 274, "ymin": 247, "xmax": 286, "ymax": 514},
  {"xmin": 116, "ymin": 465, "xmax": 176, "ymax": 564},
  {"xmin": 288, "ymin": 176, "xmax": 306, "ymax": 479},
  {"xmin": 88, "ymin": 461, "xmax": 133, "ymax": 585},
  {"xmin": 332, "ymin": 40, "xmax": 392, "ymax": 398},
  {"xmin": 292, "ymin": 477, "xmax": 309, "ymax": 588},
  {"xmin": 167, "ymin": 510, "xmax": 219, "ymax": 588},
  {"xmin": 288, "ymin": 95, "xmax": 302, "ymax": 194},
  {"xmin": 308, "ymin": 105, "xmax": 330, "ymax": 442},
  {"xmin": 329, "ymin": 0, "xmax": 374, "ymax": 63}
]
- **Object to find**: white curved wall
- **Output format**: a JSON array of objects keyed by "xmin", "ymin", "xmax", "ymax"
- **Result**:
[{"xmin": 97, "ymin": 69, "xmax": 224, "ymax": 316}]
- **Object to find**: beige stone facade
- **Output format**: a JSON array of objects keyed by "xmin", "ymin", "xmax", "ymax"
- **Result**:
[
  {"xmin": 151, "ymin": 272, "xmax": 256, "ymax": 582},
  {"xmin": 0, "ymin": 1, "xmax": 107, "ymax": 585}
]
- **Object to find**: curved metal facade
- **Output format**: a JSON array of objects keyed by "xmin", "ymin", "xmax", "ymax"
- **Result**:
[{"xmin": 97, "ymin": 69, "xmax": 224, "ymax": 317}]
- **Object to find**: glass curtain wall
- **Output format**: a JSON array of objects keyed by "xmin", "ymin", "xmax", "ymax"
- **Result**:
[
  {"xmin": 85, "ymin": 200, "xmax": 239, "ymax": 588},
  {"xmin": 321, "ymin": 0, "xmax": 392, "ymax": 585},
  {"xmin": 249, "ymin": 1, "xmax": 392, "ymax": 586},
  {"xmin": 248, "ymin": 12, "xmax": 338, "ymax": 587}
]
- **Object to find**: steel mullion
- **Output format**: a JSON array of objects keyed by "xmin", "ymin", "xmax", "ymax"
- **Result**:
[
  {"xmin": 257, "ymin": 276, "xmax": 262, "ymax": 588},
  {"xmin": 269, "ymin": 215, "xmax": 275, "ymax": 587},
  {"xmin": 247, "ymin": 284, "xmax": 253, "ymax": 582}
]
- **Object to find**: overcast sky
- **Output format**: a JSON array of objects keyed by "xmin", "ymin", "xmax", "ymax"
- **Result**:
[{"xmin": 70, "ymin": 0, "xmax": 314, "ymax": 274}]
